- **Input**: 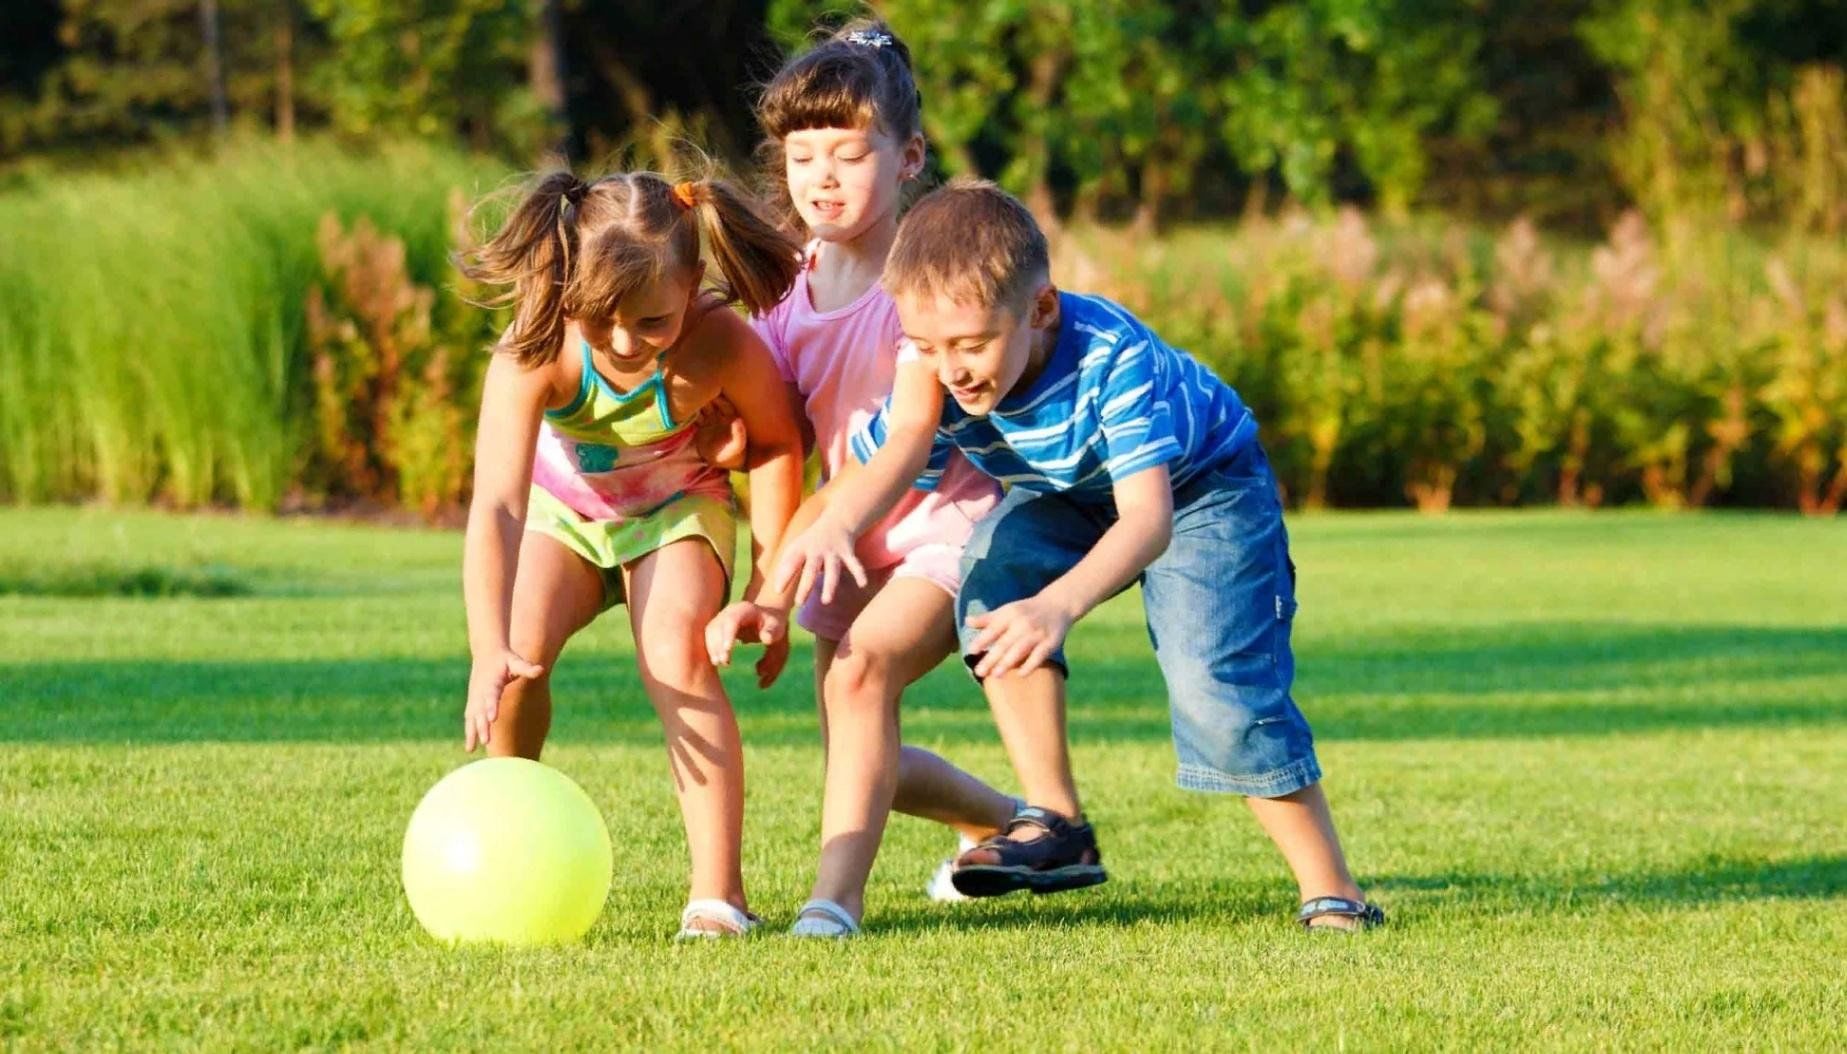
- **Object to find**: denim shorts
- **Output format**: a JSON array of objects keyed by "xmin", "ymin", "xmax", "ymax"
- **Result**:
[{"xmin": 955, "ymin": 442, "xmax": 1322, "ymax": 797}]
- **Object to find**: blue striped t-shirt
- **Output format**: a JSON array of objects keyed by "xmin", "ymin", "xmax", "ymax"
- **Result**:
[{"xmin": 849, "ymin": 291, "xmax": 1257, "ymax": 501}]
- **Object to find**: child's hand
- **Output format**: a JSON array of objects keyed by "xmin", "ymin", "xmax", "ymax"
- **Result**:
[
  {"xmin": 463, "ymin": 648, "xmax": 545, "ymax": 752},
  {"xmin": 771, "ymin": 516, "xmax": 866, "ymax": 607},
  {"xmin": 705, "ymin": 601, "xmax": 792, "ymax": 689},
  {"xmin": 692, "ymin": 395, "xmax": 748, "ymax": 471},
  {"xmin": 966, "ymin": 594, "xmax": 1074, "ymax": 679}
]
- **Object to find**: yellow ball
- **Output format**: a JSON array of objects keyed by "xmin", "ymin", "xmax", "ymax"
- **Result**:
[{"xmin": 401, "ymin": 757, "xmax": 613, "ymax": 945}]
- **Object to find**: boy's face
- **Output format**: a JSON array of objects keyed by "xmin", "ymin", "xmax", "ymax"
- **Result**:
[{"xmin": 896, "ymin": 282, "xmax": 1058, "ymax": 417}]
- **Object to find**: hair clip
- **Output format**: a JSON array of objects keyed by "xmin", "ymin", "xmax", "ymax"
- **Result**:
[{"xmin": 843, "ymin": 29, "xmax": 892, "ymax": 49}]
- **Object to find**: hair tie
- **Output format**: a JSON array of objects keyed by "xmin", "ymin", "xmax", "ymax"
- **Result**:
[
  {"xmin": 844, "ymin": 29, "xmax": 892, "ymax": 49},
  {"xmin": 671, "ymin": 181, "xmax": 699, "ymax": 210},
  {"xmin": 564, "ymin": 178, "xmax": 590, "ymax": 208}
]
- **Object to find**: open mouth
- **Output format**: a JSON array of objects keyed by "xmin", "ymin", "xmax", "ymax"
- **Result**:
[{"xmin": 809, "ymin": 200, "xmax": 845, "ymax": 221}]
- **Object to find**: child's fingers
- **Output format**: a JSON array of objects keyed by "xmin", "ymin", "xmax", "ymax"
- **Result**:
[
  {"xmin": 466, "ymin": 704, "xmax": 486, "ymax": 753},
  {"xmin": 760, "ymin": 610, "xmax": 787, "ymax": 644},
  {"xmin": 507, "ymin": 655, "xmax": 544, "ymax": 680},
  {"xmin": 704, "ymin": 612, "xmax": 734, "ymax": 666},
  {"xmin": 756, "ymin": 640, "xmax": 789, "ymax": 688},
  {"xmin": 973, "ymin": 625, "xmax": 1022, "ymax": 677},
  {"xmin": 967, "ymin": 612, "xmax": 1010, "ymax": 655},
  {"xmin": 793, "ymin": 554, "xmax": 819, "ymax": 607},
  {"xmin": 819, "ymin": 554, "xmax": 840, "ymax": 605},
  {"xmin": 1015, "ymin": 639, "xmax": 1056, "ymax": 677},
  {"xmin": 841, "ymin": 551, "xmax": 868, "ymax": 589},
  {"xmin": 984, "ymin": 635, "xmax": 1032, "ymax": 679}
]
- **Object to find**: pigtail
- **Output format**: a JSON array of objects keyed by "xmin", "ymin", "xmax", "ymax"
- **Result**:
[
  {"xmin": 680, "ymin": 178, "xmax": 802, "ymax": 317},
  {"xmin": 457, "ymin": 171, "xmax": 585, "ymax": 366}
]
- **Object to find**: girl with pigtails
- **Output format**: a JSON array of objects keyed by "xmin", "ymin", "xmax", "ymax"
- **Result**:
[{"xmin": 456, "ymin": 171, "xmax": 804, "ymax": 939}]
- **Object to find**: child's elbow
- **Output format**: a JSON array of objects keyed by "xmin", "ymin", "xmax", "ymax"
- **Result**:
[
  {"xmin": 744, "ymin": 435, "xmax": 803, "ymax": 473},
  {"xmin": 1148, "ymin": 517, "xmax": 1175, "ymax": 559}
]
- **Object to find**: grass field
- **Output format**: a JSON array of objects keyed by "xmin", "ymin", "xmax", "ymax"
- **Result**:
[{"xmin": 2, "ymin": 507, "xmax": 1843, "ymax": 1050}]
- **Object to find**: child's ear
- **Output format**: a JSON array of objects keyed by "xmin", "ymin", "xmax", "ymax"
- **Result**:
[
  {"xmin": 900, "ymin": 132, "xmax": 926, "ymax": 181},
  {"xmin": 1029, "ymin": 282, "xmax": 1059, "ymax": 328}
]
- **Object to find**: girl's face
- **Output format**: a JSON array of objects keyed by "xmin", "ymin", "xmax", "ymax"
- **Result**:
[
  {"xmin": 783, "ymin": 124, "xmax": 923, "ymax": 243},
  {"xmin": 577, "ymin": 262, "xmax": 705, "ymax": 365}
]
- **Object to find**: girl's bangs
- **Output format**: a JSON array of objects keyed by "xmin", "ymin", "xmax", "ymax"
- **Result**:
[{"xmin": 761, "ymin": 62, "xmax": 881, "ymax": 137}]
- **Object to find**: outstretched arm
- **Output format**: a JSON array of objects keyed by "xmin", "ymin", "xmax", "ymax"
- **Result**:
[
  {"xmin": 711, "ymin": 320, "xmax": 804, "ymax": 603},
  {"xmin": 767, "ymin": 358, "xmax": 946, "ymax": 604},
  {"xmin": 461, "ymin": 352, "xmax": 555, "ymax": 750},
  {"xmin": 968, "ymin": 465, "xmax": 1174, "ymax": 679}
]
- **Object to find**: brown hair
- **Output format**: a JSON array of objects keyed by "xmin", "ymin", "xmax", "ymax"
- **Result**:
[
  {"xmin": 756, "ymin": 18, "xmax": 923, "ymax": 224},
  {"xmin": 458, "ymin": 171, "xmax": 801, "ymax": 366},
  {"xmin": 883, "ymin": 179, "xmax": 1050, "ymax": 309}
]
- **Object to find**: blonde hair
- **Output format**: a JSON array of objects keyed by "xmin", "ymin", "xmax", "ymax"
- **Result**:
[
  {"xmin": 883, "ymin": 180, "xmax": 1050, "ymax": 309},
  {"xmin": 458, "ymin": 171, "xmax": 800, "ymax": 366}
]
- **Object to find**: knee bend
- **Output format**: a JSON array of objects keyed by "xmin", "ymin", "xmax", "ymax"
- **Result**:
[
  {"xmin": 824, "ymin": 649, "xmax": 896, "ymax": 712},
  {"xmin": 637, "ymin": 628, "xmax": 713, "ymax": 689}
]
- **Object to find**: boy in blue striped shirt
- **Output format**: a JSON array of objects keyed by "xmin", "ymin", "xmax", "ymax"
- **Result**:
[{"xmin": 765, "ymin": 181, "xmax": 1381, "ymax": 930}]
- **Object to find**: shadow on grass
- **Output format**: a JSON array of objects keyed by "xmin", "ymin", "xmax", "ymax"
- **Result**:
[
  {"xmin": 866, "ymin": 854, "xmax": 1847, "ymax": 936},
  {"xmin": 2, "ymin": 622, "xmax": 1842, "ymax": 744},
  {"xmin": 0, "ymin": 562, "xmax": 255, "ymax": 598},
  {"xmin": 1371, "ymin": 853, "xmax": 1847, "ymax": 907},
  {"xmin": 844, "ymin": 855, "xmax": 1847, "ymax": 937}
]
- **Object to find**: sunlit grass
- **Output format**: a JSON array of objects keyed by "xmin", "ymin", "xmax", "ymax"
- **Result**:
[{"xmin": 1, "ymin": 507, "xmax": 1842, "ymax": 1048}]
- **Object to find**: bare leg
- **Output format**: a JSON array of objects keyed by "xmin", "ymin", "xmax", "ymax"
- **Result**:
[
  {"xmin": 626, "ymin": 539, "xmax": 747, "ymax": 923},
  {"xmin": 1246, "ymin": 783, "xmax": 1367, "ymax": 927},
  {"xmin": 487, "ymin": 532, "xmax": 608, "ymax": 759},
  {"xmin": 979, "ymin": 666, "xmax": 1082, "ymax": 823},
  {"xmin": 807, "ymin": 579, "xmax": 1015, "ymax": 919},
  {"xmin": 813, "ymin": 609, "xmax": 1016, "ymax": 839}
]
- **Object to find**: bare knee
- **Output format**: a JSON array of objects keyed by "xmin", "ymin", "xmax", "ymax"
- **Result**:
[
  {"xmin": 508, "ymin": 620, "xmax": 570, "ymax": 671},
  {"xmin": 637, "ymin": 611, "xmax": 716, "ymax": 690},
  {"xmin": 824, "ymin": 647, "xmax": 898, "ymax": 718}
]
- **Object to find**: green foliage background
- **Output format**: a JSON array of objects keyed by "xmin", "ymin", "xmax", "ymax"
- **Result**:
[{"xmin": 0, "ymin": 1, "xmax": 1843, "ymax": 513}]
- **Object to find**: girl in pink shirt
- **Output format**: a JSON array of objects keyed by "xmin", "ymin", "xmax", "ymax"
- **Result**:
[{"xmin": 704, "ymin": 19, "xmax": 1023, "ymax": 936}]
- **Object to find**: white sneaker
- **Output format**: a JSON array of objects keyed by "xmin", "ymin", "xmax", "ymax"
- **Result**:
[{"xmin": 926, "ymin": 831, "xmax": 981, "ymax": 903}]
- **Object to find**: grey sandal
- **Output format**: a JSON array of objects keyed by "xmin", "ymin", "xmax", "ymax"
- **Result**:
[{"xmin": 1296, "ymin": 896, "xmax": 1386, "ymax": 931}]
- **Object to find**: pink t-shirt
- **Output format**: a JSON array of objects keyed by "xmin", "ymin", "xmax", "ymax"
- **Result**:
[{"xmin": 753, "ymin": 256, "xmax": 999, "ymax": 570}]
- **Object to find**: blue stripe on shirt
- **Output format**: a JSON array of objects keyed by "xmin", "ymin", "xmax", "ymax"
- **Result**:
[{"xmin": 852, "ymin": 291, "xmax": 1257, "ymax": 500}]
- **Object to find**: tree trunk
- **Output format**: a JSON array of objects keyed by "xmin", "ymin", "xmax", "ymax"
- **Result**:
[
  {"xmin": 590, "ymin": 41, "xmax": 656, "ymax": 159},
  {"xmin": 1022, "ymin": 49, "xmax": 1062, "ymax": 236},
  {"xmin": 273, "ymin": 10, "xmax": 294, "ymax": 142},
  {"xmin": 198, "ymin": 0, "xmax": 229, "ymax": 136},
  {"xmin": 1133, "ymin": 160, "xmax": 1169, "ymax": 237},
  {"xmin": 529, "ymin": 0, "xmax": 570, "ymax": 165}
]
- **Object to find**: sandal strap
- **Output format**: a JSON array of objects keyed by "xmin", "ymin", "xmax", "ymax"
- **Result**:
[
  {"xmin": 964, "ymin": 807, "xmax": 1097, "ymax": 871},
  {"xmin": 679, "ymin": 898, "xmax": 759, "ymax": 937},
  {"xmin": 1296, "ymin": 896, "xmax": 1385, "ymax": 927},
  {"xmin": 1000, "ymin": 805, "xmax": 1076, "ymax": 841},
  {"xmin": 792, "ymin": 898, "xmax": 860, "ymax": 935}
]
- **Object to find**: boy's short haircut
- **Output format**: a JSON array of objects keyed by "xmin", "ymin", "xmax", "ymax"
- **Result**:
[{"xmin": 883, "ymin": 179, "xmax": 1049, "ymax": 310}]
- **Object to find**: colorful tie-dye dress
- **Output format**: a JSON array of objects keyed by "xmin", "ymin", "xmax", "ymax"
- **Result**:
[{"xmin": 526, "ymin": 338, "xmax": 736, "ymax": 607}]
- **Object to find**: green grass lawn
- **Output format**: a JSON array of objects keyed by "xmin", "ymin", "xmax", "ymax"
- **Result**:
[{"xmin": 2, "ymin": 507, "xmax": 1843, "ymax": 1050}]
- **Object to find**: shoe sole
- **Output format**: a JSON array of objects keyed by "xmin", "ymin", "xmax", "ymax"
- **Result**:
[{"xmin": 949, "ymin": 863, "xmax": 1108, "ymax": 898}]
